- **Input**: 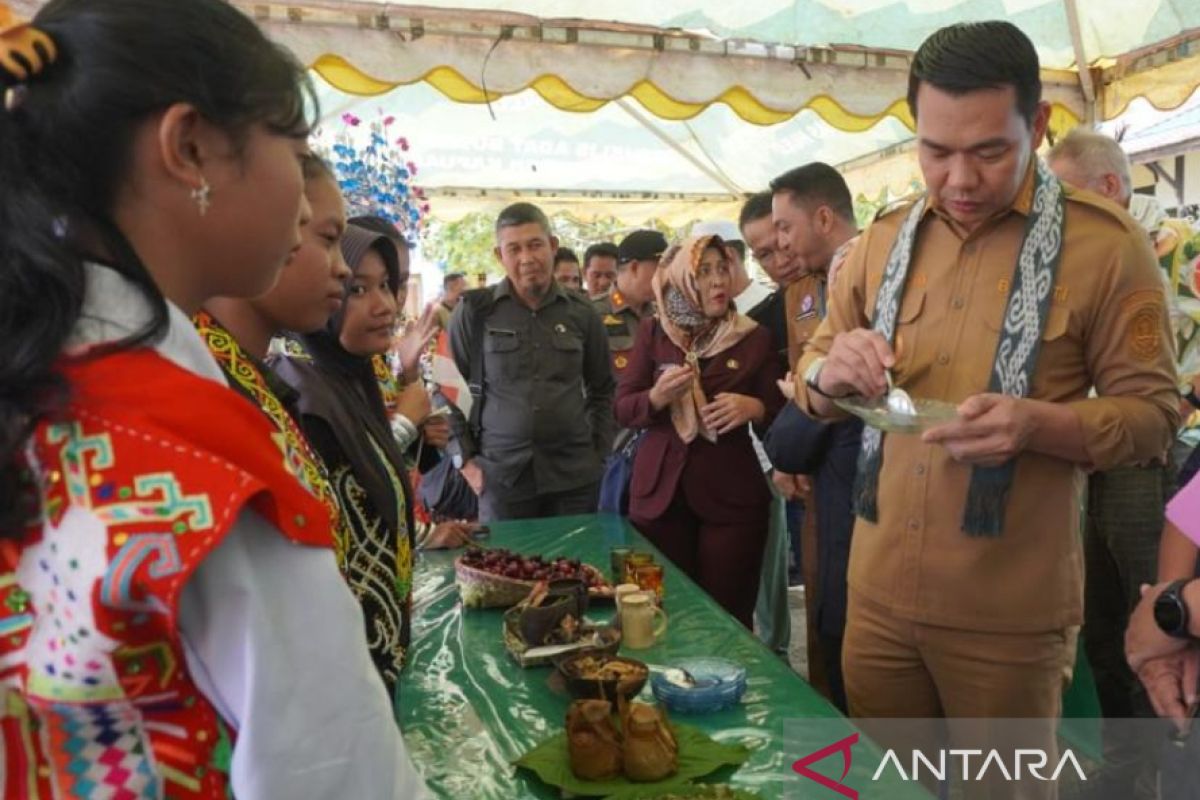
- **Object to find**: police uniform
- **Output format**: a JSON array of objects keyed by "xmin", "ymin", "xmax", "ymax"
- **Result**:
[
  {"xmin": 593, "ymin": 288, "xmax": 645, "ymax": 374},
  {"xmin": 795, "ymin": 163, "xmax": 1179, "ymax": 724}
]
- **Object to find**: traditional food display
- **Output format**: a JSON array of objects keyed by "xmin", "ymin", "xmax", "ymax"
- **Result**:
[
  {"xmin": 516, "ymin": 705, "xmax": 748, "ymax": 798},
  {"xmin": 564, "ymin": 699, "xmax": 678, "ymax": 783},
  {"xmin": 457, "ymin": 533, "xmax": 754, "ymax": 795}
]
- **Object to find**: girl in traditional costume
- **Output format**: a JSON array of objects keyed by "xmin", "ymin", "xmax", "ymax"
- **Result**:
[
  {"xmin": 0, "ymin": 1, "xmax": 428, "ymax": 796},
  {"xmin": 274, "ymin": 225, "xmax": 476, "ymax": 698}
]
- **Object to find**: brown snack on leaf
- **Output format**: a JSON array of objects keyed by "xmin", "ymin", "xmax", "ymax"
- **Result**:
[
  {"xmin": 620, "ymin": 701, "xmax": 678, "ymax": 782},
  {"xmin": 566, "ymin": 700, "xmax": 623, "ymax": 781}
]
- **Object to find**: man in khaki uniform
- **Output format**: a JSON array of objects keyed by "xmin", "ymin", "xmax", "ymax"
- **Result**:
[
  {"xmin": 592, "ymin": 230, "xmax": 666, "ymax": 375},
  {"xmin": 795, "ymin": 20, "xmax": 1177, "ymax": 787}
]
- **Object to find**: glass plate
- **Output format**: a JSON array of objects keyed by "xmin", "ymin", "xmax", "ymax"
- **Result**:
[{"xmin": 834, "ymin": 395, "xmax": 959, "ymax": 434}]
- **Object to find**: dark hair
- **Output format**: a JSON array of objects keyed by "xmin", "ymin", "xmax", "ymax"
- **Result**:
[
  {"xmin": 443, "ymin": 272, "xmax": 466, "ymax": 289},
  {"xmin": 347, "ymin": 214, "xmax": 415, "ymax": 250},
  {"xmin": 495, "ymin": 201, "xmax": 552, "ymax": 238},
  {"xmin": 341, "ymin": 224, "xmax": 401, "ymax": 292},
  {"xmin": 554, "ymin": 246, "xmax": 580, "ymax": 266},
  {"xmin": 908, "ymin": 21, "xmax": 1042, "ymax": 125},
  {"xmin": 769, "ymin": 163, "xmax": 855, "ymax": 223},
  {"xmin": 727, "ymin": 240, "xmax": 746, "ymax": 260},
  {"xmin": 583, "ymin": 242, "xmax": 619, "ymax": 268},
  {"xmin": 0, "ymin": 0, "xmax": 315, "ymax": 535},
  {"xmin": 302, "ymin": 153, "xmax": 335, "ymax": 182},
  {"xmin": 738, "ymin": 191, "xmax": 773, "ymax": 232}
]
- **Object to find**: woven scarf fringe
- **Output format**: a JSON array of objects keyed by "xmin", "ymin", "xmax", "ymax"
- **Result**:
[
  {"xmin": 852, "ymin": 445, "xmax": 881, "ymax": 523},
  {"xmin": 962, "ymin": 464, "xmax": 1015, "ymax": 536}
]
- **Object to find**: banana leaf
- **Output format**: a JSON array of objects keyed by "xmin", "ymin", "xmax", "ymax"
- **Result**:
[{"xmin": 514, "ymin": 723, "xmax": 749, "ymax": 798}]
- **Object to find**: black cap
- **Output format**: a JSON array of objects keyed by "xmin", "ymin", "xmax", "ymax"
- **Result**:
[{"xmin": 618, "ymin": 230, "xmax": 669, "ymax": 264}]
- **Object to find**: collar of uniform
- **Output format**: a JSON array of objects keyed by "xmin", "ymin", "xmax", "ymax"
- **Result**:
[
  {"xmin": 610, "ymin": 288, "xmax": 629, "ymax": 311},
  {"xmin": 926, "ymin": 159, "xmax": 1037, "ymax": 229},
  {"xmin": 494, "ymin": 276, "xmax": 565, "ymax": 309}
]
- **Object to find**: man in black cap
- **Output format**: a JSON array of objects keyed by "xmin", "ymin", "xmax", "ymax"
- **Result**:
[{"xmin": 592, "ymin": 230, "xmax": 667, "ymax": 375}]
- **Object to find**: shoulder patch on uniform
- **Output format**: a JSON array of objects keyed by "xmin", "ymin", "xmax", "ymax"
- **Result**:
[{"xmin": 1121, "ymin": 289, "xmax": 1167, "ymax": 362}]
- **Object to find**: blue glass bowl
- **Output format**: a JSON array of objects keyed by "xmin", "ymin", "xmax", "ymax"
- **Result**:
[{"xmin": 650, "ymin": 657, "xmax": 748, "ymax": 714}]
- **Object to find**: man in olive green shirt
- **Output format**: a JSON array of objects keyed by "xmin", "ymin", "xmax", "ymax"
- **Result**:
[{"xmin": 450, "ymin": 203, "xmax": 616, "ymax": 522}]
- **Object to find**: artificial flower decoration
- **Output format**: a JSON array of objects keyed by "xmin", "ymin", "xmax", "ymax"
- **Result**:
[{"xmin": 318, "ymin": 110, "xmax": 428, "ymax": 243}]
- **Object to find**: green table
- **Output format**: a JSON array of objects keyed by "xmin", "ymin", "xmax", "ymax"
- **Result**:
[{"xmin": 397, "ymin": 514, "xmax": 929, "ymax": 798}]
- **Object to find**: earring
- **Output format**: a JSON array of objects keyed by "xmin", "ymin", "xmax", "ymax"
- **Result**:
[{"xmin": 190, "ymin": 179, "xmax": 211, "ymax": 217}]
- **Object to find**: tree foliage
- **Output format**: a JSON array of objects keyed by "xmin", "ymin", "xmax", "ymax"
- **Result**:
[{"xmin": 422, "ymin": 211, "xmax": 681, "ymax": 279}]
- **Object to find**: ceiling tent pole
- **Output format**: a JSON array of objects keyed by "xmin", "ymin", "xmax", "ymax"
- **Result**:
[
  {"xmin": 1063, "ymin": 0, "xmax": 1097, "ymax": 125},
  {"xmin": 614, "ymin": 97, "xmax": 745, "ymax": 198}
]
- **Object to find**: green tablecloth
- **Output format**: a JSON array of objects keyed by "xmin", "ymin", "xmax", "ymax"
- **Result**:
[{"xmin": 396, "ymin": 513, "xmax": 927, "ymax": 799}]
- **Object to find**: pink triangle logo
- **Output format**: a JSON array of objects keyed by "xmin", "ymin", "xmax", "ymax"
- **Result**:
[{"xmin": 792, "ymin": 732, "xmax": 860, "ymax": 799}]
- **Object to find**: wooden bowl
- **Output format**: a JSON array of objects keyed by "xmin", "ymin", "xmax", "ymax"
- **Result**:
[{"xmin": 557, "ymin": 653, "xmax": 649, "ymax": 702}]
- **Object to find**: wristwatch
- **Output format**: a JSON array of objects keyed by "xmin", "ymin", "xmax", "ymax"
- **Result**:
[
  {"xmin": 1154, "ymin": 579, "xmax": 1196, "ymax": 639},
  {"xmin": 804, "ymin": 357, "xmax": 847, "ymax": 400}
]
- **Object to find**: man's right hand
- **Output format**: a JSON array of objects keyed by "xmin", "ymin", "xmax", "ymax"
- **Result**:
[
  {"xmin": 1137, "ymin": 649, "xmax": 1200, "ymax": 733},
  {"xmin": 771, "ymin": 471, "xmax": 812, "ymax": 501},
  {"xmin": 460, "ymin": 458, "xmax": 485, "ymax": 496},
  {"xmin": 820, "ymin": 329, "xmax": 895, "ymax": 399}
]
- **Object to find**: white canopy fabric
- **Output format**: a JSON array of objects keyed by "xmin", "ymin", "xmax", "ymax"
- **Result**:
[
  {"xmin": 228, "ymin": 0, "xmax": 1199, "ymax": 130},
  {"xmin": 10, "ymin": 0, "xmax": 1197, "ymax": 222}
]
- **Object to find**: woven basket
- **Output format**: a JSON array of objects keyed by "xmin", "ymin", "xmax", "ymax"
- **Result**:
[{"xmin": 455, "ymin": 558, "xmax": 610, "ymax": 609}]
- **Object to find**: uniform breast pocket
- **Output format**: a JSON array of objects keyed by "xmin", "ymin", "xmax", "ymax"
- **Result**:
[
  {"xmin": 892, "ymin": 287, "xmax": 927, "ymax": 370},
  {"xmin": 983, "ymin": 303, "xmax": 1077, "ymax": 394},
  {"xmin": 484, "ymin": 329, "xmax": 523, "ymax": 382},
  {"xmin": 549, "ymin": 328, "xmax": 584, "ymax": 380}
]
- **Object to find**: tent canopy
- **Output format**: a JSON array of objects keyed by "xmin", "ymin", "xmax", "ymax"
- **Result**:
[
  {"xmin": 241, "ymin": 0, "xmax": 1199, "ymax": 128},
  {"xmin": 221, "ymin": 0, "xmax": 1197, "ymax": 220},
  {"xmin": 12, "ymin": 0, "xmax": 1197, "ymax": 220}
]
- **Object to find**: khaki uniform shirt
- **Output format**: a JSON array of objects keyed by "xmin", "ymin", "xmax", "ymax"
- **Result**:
[
  {"xmin": 795, "ymin": 168, "xmax": 1179, "ymax": 633},
  {"xmin": 592, "ymin": 288, "xmax": 645, "ymax": 375},
  {"xmin": 784, "ymin": 275, "xmax": 828, "ymax": 371}
]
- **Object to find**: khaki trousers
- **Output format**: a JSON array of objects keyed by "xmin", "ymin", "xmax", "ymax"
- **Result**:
[{"xmin": 844, "ymin": 589, "xmax": 1077, "ymax": 799}]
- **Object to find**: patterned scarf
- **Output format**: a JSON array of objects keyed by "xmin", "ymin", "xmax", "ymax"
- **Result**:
[
  {"xmin": 852, "ymin": 159, "xmax": 1066, "ymax": 536},
  {"xmin": 652, "ymin": 235, "xmax": 758, "ymax": 443}
]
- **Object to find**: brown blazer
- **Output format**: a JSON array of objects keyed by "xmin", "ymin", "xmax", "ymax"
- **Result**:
[{"xmin": 615, "ymin": 316, "xmax": 785, "ymax": 521}]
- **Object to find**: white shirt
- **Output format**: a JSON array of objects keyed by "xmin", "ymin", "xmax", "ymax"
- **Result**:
[
  {"xmin": 45, "ymin": 265, "xmax": 431, "ymax": 799},
  {"xmin": 734, "ymin": 279, "xmax": 773, "ymax": 315},
  {"xmin": 734, "ymin": 280, "xmax": 777, "ymax": 472}
]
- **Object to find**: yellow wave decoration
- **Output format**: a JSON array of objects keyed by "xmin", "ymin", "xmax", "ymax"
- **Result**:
[
  {"xmin": 311, "ymin": 54, "xmax": 1089, "ymax": 134},
  {"xmin": 311, "ymin": 54, "xmax": 916, "ymax": 131}
]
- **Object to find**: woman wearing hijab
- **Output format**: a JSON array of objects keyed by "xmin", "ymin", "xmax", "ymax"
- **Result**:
[
  {"xmin": 273, "ymin": 224, "xmax": 474, "ymax": 699},
  {"xmin": 615, "ymin": 235, "xmax": 785, "ymax": 627}
]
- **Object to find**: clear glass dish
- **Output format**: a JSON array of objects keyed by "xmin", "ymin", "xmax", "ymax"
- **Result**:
[{"xmin": 834, "ymin": 395, "xmax": 960, "ymax": 434}]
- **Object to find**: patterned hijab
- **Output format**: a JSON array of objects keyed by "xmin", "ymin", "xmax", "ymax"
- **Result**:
[{"xmin": 652, "ymin": 235, "xmax": 757, "ymax": 443}]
